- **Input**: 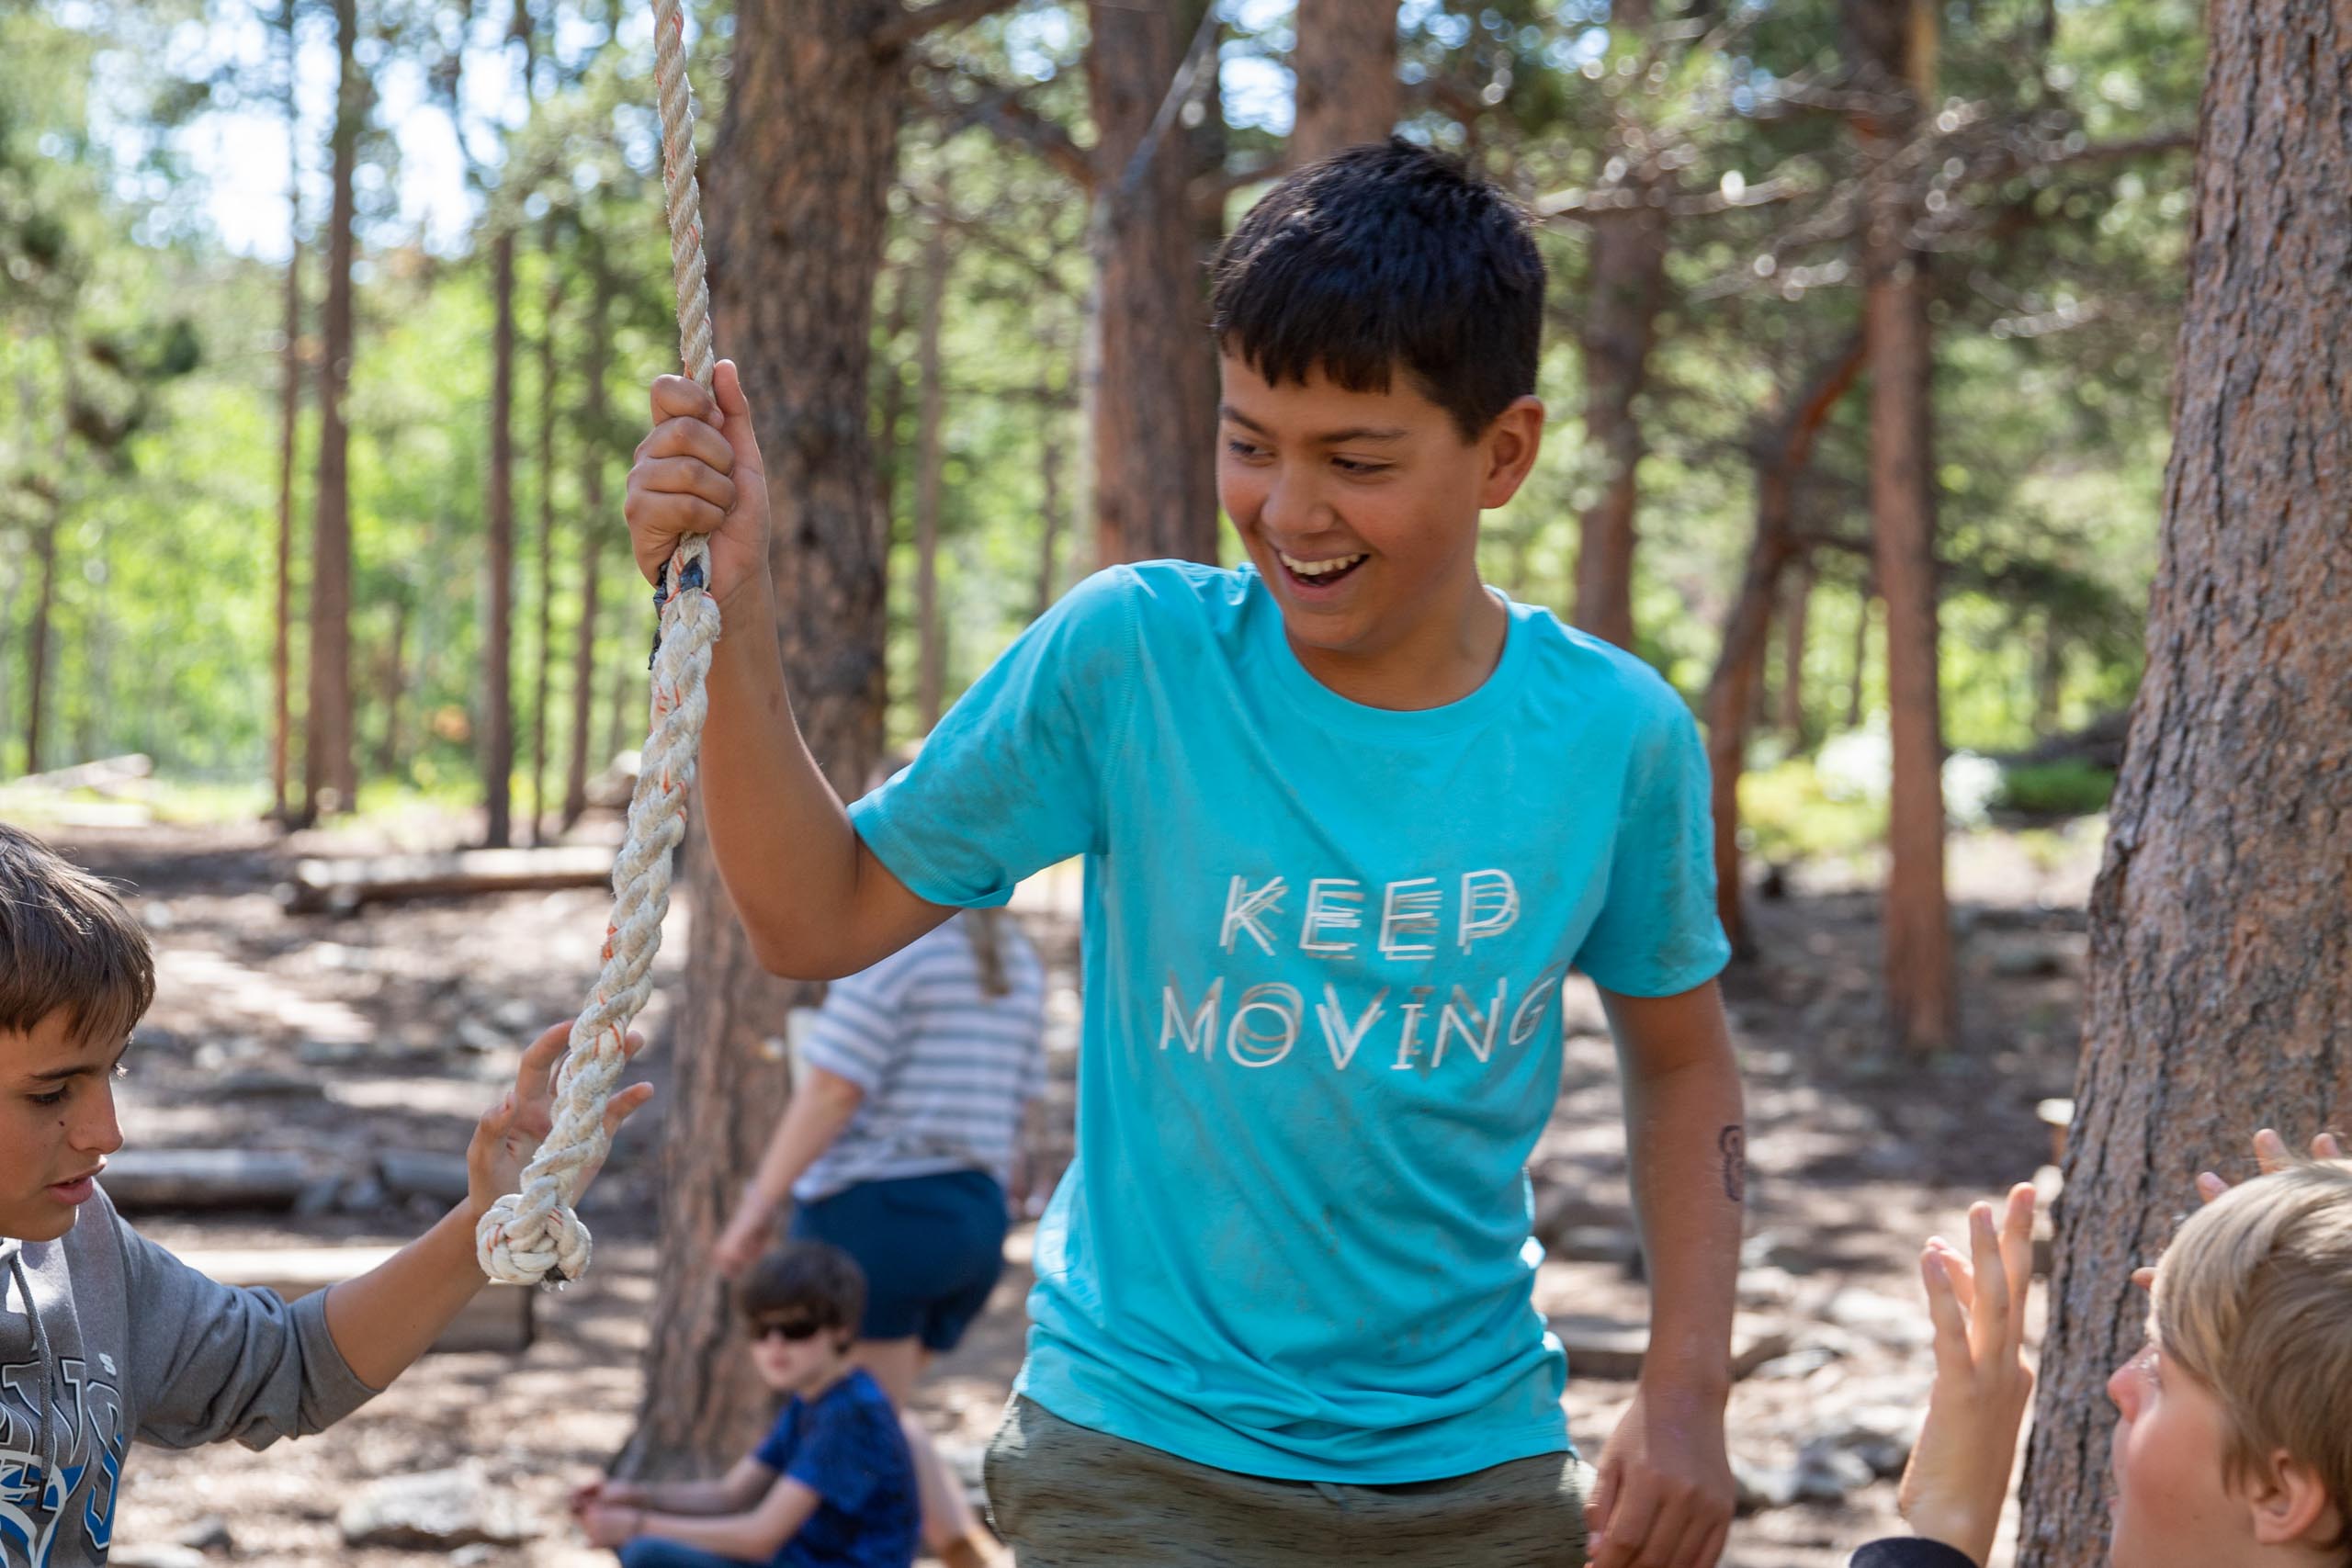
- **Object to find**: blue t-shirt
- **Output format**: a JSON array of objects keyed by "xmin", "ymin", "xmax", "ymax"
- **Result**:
[
  {"xmin": 750, "ymin": 1368, "xmax": 917, "ymax": 1568},
  {"xmin": 852, "ymin": 563, "xmax": 1730, "ymax": 1484}
]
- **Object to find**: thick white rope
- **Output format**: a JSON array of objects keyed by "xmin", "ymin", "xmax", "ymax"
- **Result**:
[{"xmin": 477, "ymin": 0, "xmax": 719, "ymax": 1285}]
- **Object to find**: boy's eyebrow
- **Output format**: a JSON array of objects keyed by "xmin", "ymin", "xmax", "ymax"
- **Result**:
[
  {"xmin": 24, "ymin": 1041, "xmax": 130, "ymax": 1084},
  {"xmin": 1218, "ymin": 405, "xmax": 1409, "ymax": 445}
]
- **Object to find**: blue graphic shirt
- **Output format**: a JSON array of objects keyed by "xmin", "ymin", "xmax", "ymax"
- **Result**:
[
  {"xmin": 752, "ymin": 1369, "xmax": 916, "ymax": 1568},
  {"xmin": 852, "ymin": 563, "xmax": 1730, "ymax": 1483}
]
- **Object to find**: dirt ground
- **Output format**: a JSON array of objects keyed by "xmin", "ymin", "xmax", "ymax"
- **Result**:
[{"xmin": 38, "ymin": 809, "xmax": 2105, "ymax": 1568}]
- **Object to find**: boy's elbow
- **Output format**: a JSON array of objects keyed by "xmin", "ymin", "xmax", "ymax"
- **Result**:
[{"xmin": 743, "ymin": 921, "xmax": 856, "ymax": 983}]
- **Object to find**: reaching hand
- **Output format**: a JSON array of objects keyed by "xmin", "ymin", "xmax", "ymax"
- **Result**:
[
  {"xmin": 465, "ymin": 1020, "xmax": 656, "ymax": 1221},
  {"xmin": 624, "ymin": 359, "xmax": 773, "ymax": 610},
  {"xmin": 1898, "ymin": 1183, "xmax": 2039, "ymax": 1568},
  {"xmin": 2194, "ymin": 1127, "xmax": 2345, "ymax": 1204},
  {"xmin": 714, "ymin": 1200, "xmax": 775, "ymax": 1280},
  {"xmin": 1586, "ymin": 1382, "xmax": 1736, "ymax": 1568}
]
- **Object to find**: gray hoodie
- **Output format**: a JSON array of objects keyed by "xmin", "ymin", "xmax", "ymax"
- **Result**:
[{"xmin": 0, "ymin": 1183, "xmax": 379, "ymax": 1565}]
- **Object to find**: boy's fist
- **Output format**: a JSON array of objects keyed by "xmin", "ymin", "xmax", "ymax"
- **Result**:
[{"xmin": 625, "ymin": 358, "xmax": 771, "ymax": 609}]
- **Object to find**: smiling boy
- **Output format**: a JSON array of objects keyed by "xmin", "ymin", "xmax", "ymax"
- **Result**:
[{"xmin": 623, "ymin": 140, "xmax": 1744, "ymax": 1567}]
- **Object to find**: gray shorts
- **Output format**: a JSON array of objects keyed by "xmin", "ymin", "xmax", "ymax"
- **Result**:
[{"xmin": 983, "ymin": 1395, "xmax": 1593, "ymax": 1567}]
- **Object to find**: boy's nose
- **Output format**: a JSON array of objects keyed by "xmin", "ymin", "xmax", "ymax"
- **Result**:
[
  {"xmin": 2105, "ymin": 1358, "xmax": 2139, "ymax": 1416},
  {"xmin": 73, "ymin": 1084, "xmax": 125, "ymax": 1158}
]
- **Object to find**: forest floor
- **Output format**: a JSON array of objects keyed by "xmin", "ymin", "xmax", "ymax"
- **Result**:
[{"xmin": 40, "ymin": 806, "xmax": 2107, "ymax": 1568}]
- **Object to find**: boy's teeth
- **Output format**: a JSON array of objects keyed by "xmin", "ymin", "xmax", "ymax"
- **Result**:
[{"xmin": 1281, "ymin": 551, "xmax": 1366, "ymax": 578}]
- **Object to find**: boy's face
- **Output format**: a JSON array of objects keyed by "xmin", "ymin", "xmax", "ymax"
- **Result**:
[
  {"xmin": 1216, "ymin": 353, "xmax": 1543, "ymax": 662},
  {"xmin": 0, "ymin": 1011, "xmax": 128, "ymax": 1242},
  {"xmin": 748, "ymin": 1314, "xmax": 854, "ymax": 1396},
  {"xmin": 2103, "ymin": 1335, "xmax": 2266, "ymax": 1567}
]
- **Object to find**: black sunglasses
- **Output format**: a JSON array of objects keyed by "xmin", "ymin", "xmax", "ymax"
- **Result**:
[{"xmin": 749, "ymin": 1315, "xmax": 829, "ymax": 1344}]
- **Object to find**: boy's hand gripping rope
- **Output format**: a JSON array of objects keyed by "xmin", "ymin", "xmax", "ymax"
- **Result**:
[{"xmin": 476, "ymin": 0, "xmax": 718, "ymax": 1286}]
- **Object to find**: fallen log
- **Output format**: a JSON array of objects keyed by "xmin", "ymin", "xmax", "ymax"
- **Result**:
[
  {"xmin": 281, "ymin": 845, "xmax": 616, "ymax": 915},
  {"xmin": 174, "ymin": 1247, "xmax": 533, "ymax": 1354},
  {"xmin": 11, "ymin": 753, "xmax": 153, "ymax": 794},
  {"xmin": 101, "ymin": 1150, "xmax": 316, "ymax": 1213}
]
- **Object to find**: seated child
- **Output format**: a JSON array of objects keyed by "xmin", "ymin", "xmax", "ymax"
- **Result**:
[
  {"xmin": 0, "ymin": 819, "xmax": 653, "ymax": 1566},
  {"xmin": 573, "ymin": 1240, "xmax": 920, "ymax": 1568},
  {"xmin": 1860, "ymin": 1133, "xmax": 2351, "ymax": 1567}
]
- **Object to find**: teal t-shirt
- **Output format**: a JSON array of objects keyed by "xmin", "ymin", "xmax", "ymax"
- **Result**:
[{"xmin": 851, "ymin": 562, "xmax": 1729, "ymax": 1483}]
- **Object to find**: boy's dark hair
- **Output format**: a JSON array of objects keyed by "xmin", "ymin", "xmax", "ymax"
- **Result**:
[
  {"xmin": 0, "ymin": 822, "xmax": 155, "ymax": 1048},
  {"xmin": 738, "ymin": 1240, "xmax": 866, "ymax": 1336},
  {"xmin": 1209, "ymin": 138, "xmax": 1546, "ymax": 441}
]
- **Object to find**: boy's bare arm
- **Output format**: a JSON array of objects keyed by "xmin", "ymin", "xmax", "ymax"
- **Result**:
[
  {"xmin": 1589, "ymin": 979, "xmax": 1745, "ymax": 1568},
  {"xmin": 626, "ymin": 364, "xmax": 953, "ymax": 979},
  {"xmin": 322, "ymin": 1023, "xmax": 652, "ymax": 1388}
]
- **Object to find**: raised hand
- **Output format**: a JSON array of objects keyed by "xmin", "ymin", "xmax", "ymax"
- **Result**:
[
  {"xmin": 624, "ymin": 358, "xmax": 773, "ymax": 610},
  {"xmin": 1897, "ymin": 1182, "xmax": 2039, "ymax": 1568}
]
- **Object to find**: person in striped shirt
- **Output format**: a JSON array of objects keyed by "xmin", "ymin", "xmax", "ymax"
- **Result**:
[{"xmin": 717, "ymin": 905, "xmax": 1047, "ymax": 1568}]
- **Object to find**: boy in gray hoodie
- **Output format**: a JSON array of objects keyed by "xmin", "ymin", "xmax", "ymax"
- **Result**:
[{"xmin": 0, "ymin": 821, "xmax": 655, "ymax": 1565}]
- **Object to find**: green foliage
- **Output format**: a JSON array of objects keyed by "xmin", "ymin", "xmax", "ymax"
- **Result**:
[
  {"xmin": 0, "ymin": 0, "xmax": 2207, "ymax": 814},
  {"xmin": 1996, "ymin": 759, "xmax": 2116, "ymax": 818}
]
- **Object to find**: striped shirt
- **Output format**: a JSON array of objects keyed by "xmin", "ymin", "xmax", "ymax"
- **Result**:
[{"xmin": 794, "ymin": 913, "xmax": 1048, "ymax": 1202}]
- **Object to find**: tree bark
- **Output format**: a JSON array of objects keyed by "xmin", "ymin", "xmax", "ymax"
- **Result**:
[
  {"xmin": 1849, "ymin": 0, "xmax": 1952, "ymax": 1051},
  {"xmin": 620, "ymin": 0, "xmax": 896, "ymax": 1477},
  {"xmin": 1570, "ymin": 0, "xmax": 1664, "ymax": 651},
  {"xmin": 22, "ymin": 512, "xmax": 59, "ymax": 777},
  {"xmin": 1036, "ymin": 398, "xmax": 1066, "ymax": 621},
  {"xmin": 304, "ymin": 0, "xmax": 361, "ymax": 820},
  {"xmin": 1288, "ymin": 0, "xmax": 1398, "ymax": 167},
  {"xmin": 1702, "ymin": 335, "xmax": 1863, "ymax": 959},
  {"xmin": 375, "ymin": 595, "xmax": 407, "ymax": 779},
  {"xmin": 1779, "ymin": 556, "xmax": 1813, "ymax": 743},
  {"xmin": 482, "ymin": 225, "xmax": 519, "ymax": 848},
  {"xmin": 273, "ymin": 0, "xmax": 302, "ymax": 823},
  {"xmin": 1087, "ymin": 0, "xmax": 1219, "ymax": 567},
  {"xmin": 563, "ymin": 243, "xmax": 614, "ymax": 832},
  {"xmin": 2016, "ymin": 6, "xmax": 2352, "ymax": 1558},
  {"xmin": 530, "ymin": 223, "xmax": 563, "ymax": 844},
  {"xmin": 871, "ymin": 263, "xmax": 911, "ymax": 559},
  {"xmin": 911, "ymin": 190, "xmax": 953, "ymax": 731}
]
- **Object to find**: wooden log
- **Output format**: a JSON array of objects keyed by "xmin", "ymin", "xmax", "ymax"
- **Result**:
[
  {"xmin": 281, "ymin": 845, "xmax": 615, "ymax": 915},
  {"xmin": 1547, "ymin": 1312, "xmax": 1794, "ymax": 1383},
  {"xmin": 12, "ymin": 752, "xmax": 153, "ymax": 793},
  {"xmin": 174, "ymin": 1246, "xmax": 534, "ymax": 1354},
  {"xmin": 101, "ymin": 1150, "xmax": 315, "ymax": 1213}
]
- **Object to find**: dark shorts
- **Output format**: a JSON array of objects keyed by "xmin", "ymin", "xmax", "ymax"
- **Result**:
[
  {"xmin": 789, "ymin": 1168, "xmax": 1009, "ymax": 1350},
  {"xmin": 984, "ymin": 1395, "xmax": 1592, "ymax": 1568}
]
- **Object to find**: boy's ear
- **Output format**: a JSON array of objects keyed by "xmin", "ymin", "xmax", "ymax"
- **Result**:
[
  {"xmin": 1476, "ymin": 396, "xmax": 1546, "ymax": 510},
  {"xmin": 2242, "ymin": 1449, "xmax": 2340, "ymax": 1547}
]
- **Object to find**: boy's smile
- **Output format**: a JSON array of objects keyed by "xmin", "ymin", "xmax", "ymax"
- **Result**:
[{"xmin": 1216, "ymin": 352, "xmax": 1544, "ymax": 710}]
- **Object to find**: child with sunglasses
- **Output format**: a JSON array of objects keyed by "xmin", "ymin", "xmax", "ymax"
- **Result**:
[{"xmin": 573, "ymin": 1242, "xmax": 920, "ymax": 1567}]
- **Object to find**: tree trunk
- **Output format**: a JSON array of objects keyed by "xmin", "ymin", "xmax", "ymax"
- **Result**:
[
  {"xmin": 305, "ymin": 0, "xmax": 361, "ymax": 821},
  {"xmin": 531, "ymin": 224, "xmax": 563, "ymax": 844},
  {"xmin": 563, "ymin": 246, "xmax": 615, "ymax": 832},
  {"xmin": 2031, "ymin": 614, "xmax": 2063, "ymax": 739},
  {"xmin": 1702, "ymin": 336, "xmax": 1864, "ymax": 959},
  {"xmin": 911, "ymin": 192, "xmax": 953, "ymax": 731},
  {"xmin": 1036, "ymin": 399, "xmax": 1066, "ymax": 622},
  {"xmin": 872, "ymin": 263, "xmax": 911, "ymax": 559},
  {"xmin": 1779, "ymin": 556, "xmax": 1813, "ymax": 743},
  {"xmin": 22, "ymin": 512, "xmax": 59, "ymax": 777},
  {"xmin": 1849, "ymin": 0, "xmax": 1951, "ymax": 1051},
  {"xmin": 482, "ymin": 225, "xmax": 519, "ymax": 848},
  {"xmin": 2016, "ymin": 6, "xmax": 2352, "ymax": 1561},
  {"xmin": 1288, "ymin": 0, "xmax": 1398, "ymax": 167},
  {"xmin": 1571, "ymin": 0, "xmax": 1664, "ymax": 651},
  {"xmin": 273, "ymin": 0, "xmax": 302, "ymax": 823},
  {"xmin": 1088, "ymin": 0, "xmax": 1219, "ymax": 567},
  {"xmin": 1846, "ymin": 577, "xmax": 1871, "ymax": 729},
  {"xmin": 375, "ymin": 596, "xmax": 407, "ymax": 779},
  {"xmin": 620, "ymin": 0, "xmax": 896, "ymax": 1477}
]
